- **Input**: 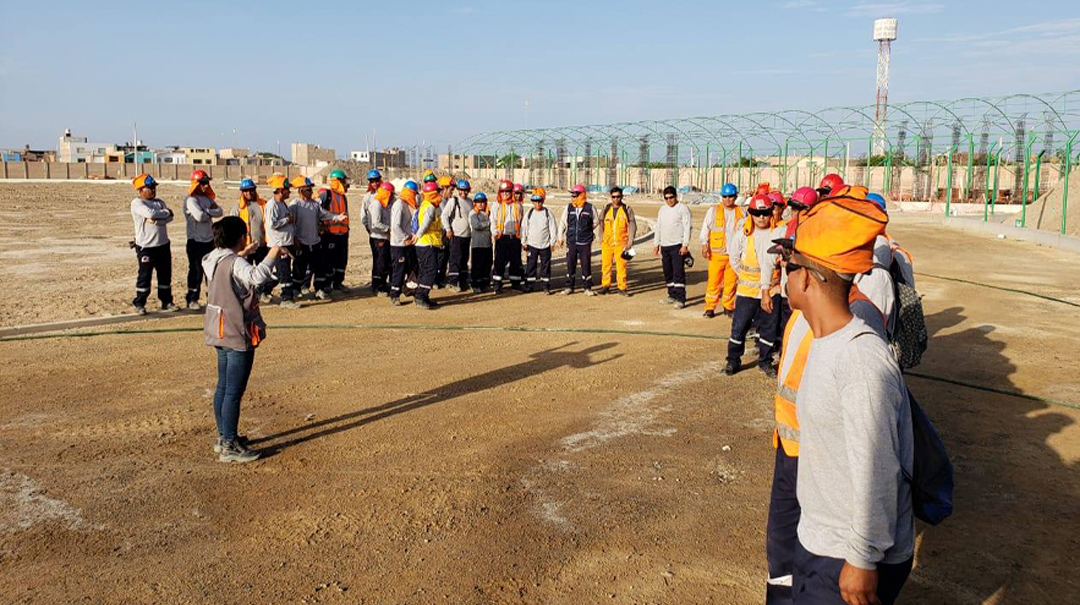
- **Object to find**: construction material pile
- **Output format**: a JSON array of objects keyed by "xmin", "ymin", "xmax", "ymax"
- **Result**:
[{"xmin": 1023, "ymin": 168, "xmax": 1080, "ymax": 238}]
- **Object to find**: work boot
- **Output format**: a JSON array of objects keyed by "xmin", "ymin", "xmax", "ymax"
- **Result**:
[
  {"xmin": 703, "ymin": 310, "xmax": 716, "ymax": 319},
  {"xmin": 390, "ymin": 296, "xmax": 402, "ymax": 306},
  {"xmin": 722, "ymin": 309, "xmax": 733, "ymax": 318},
  {"xmin": 584, "ymin": 289, "xmax": 597, "ymax": 297},
  {"xmin": 259, "ymin": 293, "xmax": 272, "ymax": 304},
  {"xmin": 619, "ymin": 289, "xmax": 630, "ymax": 297},
  {"xmin": 134, "ymin": 305, "xmax": 147, "ymax": 316},
  {"xmin": 674, "ymin": 300, "xmax": 686, "ymax": 309},
  {"xmin": 163, "ymin": 302, "xmax": 180, "ymax": 312},
  {"xmin": 218, "ymin": 440, "xmax": 260, "ymax": 463},
  {"xmin": 563, "ymin": 287, "xmax": 574, "ymax": 295},
  {"xmin": 300, "ymin": 286, "xmax": 311, "ymax": 298},
  {"xmin": 723, "ymin": 361, "xmax": 739, "ymax": 376},
  {"xmin": 415, "ymin": 297, "xmax": 433, "ymax": 310},
  {"xmin": 759, "ymin": 364, "xmax": 777, "ymax": 378},
  {"xmin": 213, "ymin": 434, "xmax": 249, "ymax": 454},
  {"xmin": 279, "ymin": 299, "xmax": 301, "ymax": 309},
  {"xmin": 597, "ymin": 287, "xmax": 610, "ymax": 296},
  {"xmin": 315, "ymin": 290, "xmax": 330, "ymax": 301},
  {"xmin": 186, "ymin": 300, "xmax": 203, "ymax": 310},
  {"xmin": 661, "ymin": 297, "xmax": 674, "ymax": 305}
]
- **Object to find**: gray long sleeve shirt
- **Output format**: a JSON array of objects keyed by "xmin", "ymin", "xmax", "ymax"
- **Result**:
[
  {"xmin": 796, "ymin": 316, "xmax": 914, "ymax": 570},
  {"xmin": 230, "ymin": 201, "xmax": 265, "ymax": 246},
  {"xmin": 469, "ymin": 210, "xmax": 492, "ymax": 248},
  {"xmin": 130, "ymin": 197, "xmax": 173, "ymax": 248},
  {"xmin": 521, "ymin": 206, "xmax": 559, "ymax": 249},
  {"xmin": 264, "ymin": 198, "xmax": 295, "ymax": 247},
  {"xmin": 367, "ymin": 197, "xmax": 392, "ymax": 240},
  {"xmin": 184, "ymin": 195, "xmax": 223, "ymax": 243},
  {"xmin": 654, "ymin": 202, "xmax": 693, "ymax": 248},
  {"xmin": 442, "ymin": 195, "xmax": 473, "ymax": 239},
  {"xmin": 390, "ymin": 199, "xmax": 415, "ymax": 247},
  {"xmin": 360, "ymin": 192, "xmax": 375, "ymax": 233},
  {"xmin": 290, "ymin": 198, "xmax": 340, "ymax": 246}
]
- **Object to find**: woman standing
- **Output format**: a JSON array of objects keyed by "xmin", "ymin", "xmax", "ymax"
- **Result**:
[{"xmin": 203, "ymin": 216, "xmax": 285, "ymax": 462}]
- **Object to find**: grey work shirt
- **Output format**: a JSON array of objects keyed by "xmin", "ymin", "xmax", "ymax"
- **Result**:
[
  {"xmin": 654, "ymin": 202, "xmax": 693, "ymax": 248},
  {"xmin": 264, "ymin": 197, "xmax": 295, "ymax": 247},
  {"xmin": 131, "ymin": 197, "xmax": 173, "ymax": 248},
  {"xmin": 390, "ymin": 199, "xmax": 415, "ymax": 247},
  {"xmin": 442, "ymin": 195, "xmax": 473, "ymax": 239},
  {"xmin": 368, "ymin": 197, "xmax": 393, "ymax": 240},
  {"xmin": 289, "ymin": 198, "xmax": 340, "ymax": 246},
  {"xmin": 469, "ymin": 210, "xmax": 492, "ymax": 248},
  {"xmin": 184, "ymin": 194, "xmax": 223, "ymax": 243}
]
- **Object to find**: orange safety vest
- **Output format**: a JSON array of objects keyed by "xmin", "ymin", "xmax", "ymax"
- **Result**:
[
  {"xmin": 709, "ymin": 205, "xmax": 744, "ymax": 253},
  {"xmin": 772, "ymin": 286, "xmax": 875, "ymax": 456},
  {"xmin": 602, "ymin": 205, "xmax": 630, "ymax": 247},
  {"xmin": 493, "ymin": 202, "xmax": 522, "ymax": 238},
  {"xmin": 327, "ymin": 191, "xmax": 348, "ymax": 235}
]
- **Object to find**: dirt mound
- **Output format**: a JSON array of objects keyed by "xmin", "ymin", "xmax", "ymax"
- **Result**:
[{"xmin": 1024, "ymin": 167, "xmax": 1080, "ymax": 237}]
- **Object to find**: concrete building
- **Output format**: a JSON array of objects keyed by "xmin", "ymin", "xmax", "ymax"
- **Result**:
[
  {"xmin": 156, "ymin": 151, "xmax": 188, "ymax": 164},
  {"xmin": 350, "ymin": 148, "xmax": 407, "ymax": 169},
  {"xmin": 438, "ymin": 153, "xmax": 496, "ymax": 171},
  {"xmin": 176, "ymin": 147, "xmax": 217, "ymax": 165},
  {"xmin": 219, "ymin": 148, "xmax": 250, "ymax": 161},
  {"xmin": 291, "ymin": 143, "xmax": 336, "ymax": 166},
  {"xmin": 58, "ymin": 129, "xmax": 109, "ymax": 163}
]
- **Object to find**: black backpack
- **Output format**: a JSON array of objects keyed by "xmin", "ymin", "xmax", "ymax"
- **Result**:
[
  {"xmin": 888, "ymin": 259, "xmax": 927, "ymax": 369},
  {"xmin": 903, "ymin": 389, "xmax": 954, "ymax": 525}
]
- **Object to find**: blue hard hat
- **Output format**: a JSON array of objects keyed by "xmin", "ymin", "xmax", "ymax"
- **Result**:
[
  {"xmin": 456, "ymin": 179, "xmax": 471, "ymax": 190},
  {"xmin": 239, "ymin": 178, "xmax": 257, "ymax": 191},
  {"xmin": 403, "ymin": 180, "xmax": 419, "ymax": 192},
  {"xmin": 866, "ymin": 192, "xmax": 887, "ymax": 212},
  {"xmin": 473, "ymin": 192, "xmax": 488, "ymax": 203},
  {"xmin": 367, "ymin": 169, "xmax": 382, "ymax": 180},
  {"xmin": 720, "ymin": 183, "xmax": 738, "ymax": 197}
]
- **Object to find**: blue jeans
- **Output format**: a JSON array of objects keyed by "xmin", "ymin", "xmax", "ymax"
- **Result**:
[{"xmin": 213, "ymin": 347, "xmax": 255, "ymax": 442}]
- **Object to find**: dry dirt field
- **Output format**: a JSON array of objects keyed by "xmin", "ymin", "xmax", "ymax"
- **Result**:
[{"xmin": 1, "ymin": 182, "xmax": 1079, "ymax": 604}]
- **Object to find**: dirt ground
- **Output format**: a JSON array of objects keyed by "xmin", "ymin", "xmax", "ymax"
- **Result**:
[{"xmin": 1, "ymin": 182, "xmax": 1079, "ymax": 604}]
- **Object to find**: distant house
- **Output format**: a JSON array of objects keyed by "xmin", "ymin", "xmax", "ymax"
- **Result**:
[
  {"xmin": 156, "ymin": 150, "xmax": 188, "ymax": 164},
  {"xmin": 177, "ymin": 147, "xmax": 217, "ymax": 165},
  {"xmin": 292, "ymin": 143, "xmax": 336, "ymax": 166},
  {"xmin": 59, "ymin": 129, "xmax": 109, "ymax": 163}
]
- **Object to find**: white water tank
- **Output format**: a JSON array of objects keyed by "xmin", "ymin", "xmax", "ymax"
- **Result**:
[{"xmin": 873, "ymin": 18, "xmax": 898, "ymax": 41}]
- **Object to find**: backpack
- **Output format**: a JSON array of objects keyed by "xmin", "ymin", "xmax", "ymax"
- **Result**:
[
  {"xmin": 903, "ymin": 389, "xmax": 954, "ymax": 525},
  {"xmin": 888, "ymin": 259, "xmax": 927, "ymax": 369}
]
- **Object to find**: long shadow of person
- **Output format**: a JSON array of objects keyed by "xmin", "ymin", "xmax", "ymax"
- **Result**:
[
  {"xmin": 252, "ymin": 341, "xmax": 623, "ymax": 455},
  {"xmin": 902, "ymin": 306, "xmax": 1079, "ymax": 603}
]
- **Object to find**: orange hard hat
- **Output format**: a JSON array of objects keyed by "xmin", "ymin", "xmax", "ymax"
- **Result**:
[
  {"xmin": 437, "ymin": 175, "xmax": 453, "ymax": 188},
  {"xmin": 267, "ymin": 174, "xmax": 290, "ymax": 190}
]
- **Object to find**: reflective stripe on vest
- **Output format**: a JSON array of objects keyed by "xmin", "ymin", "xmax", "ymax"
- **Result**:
[
  {"xmin": 328, "ymin": 191, "xmax": 348, "ymax": 234},
  {"xmin": 736, "ymin": 232, "xmax": 761, "ymax": 298},
  {"xmin": 603, "ymin": 205, "xmax": 630, "ymax": 247},
  {"xmin": 771, "ymin": 287, "xmax": 875, "ymax": 456},
  {"xmin": 416, "ymin": 202, "xmax": 444, "ymax": 247},
  {"xmin": 709, "ymin": 205, "xmax": 742, "ymax": 252},
  {"xmin": 494, "ymin": 202, "xmax": 522, "ymax": 238}
]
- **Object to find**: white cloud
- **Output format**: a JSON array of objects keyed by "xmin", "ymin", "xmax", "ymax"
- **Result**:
[
  {"xmin": 780, "ymin": 0, "xmax": 827, "ymax": 11},
  {"xmin": 847, "ymin": 2, "xmax": 945, "ymax": 17},
  {"xmin": 913, "ymin": 17, "xmax": 1080, "ymax": 57}
]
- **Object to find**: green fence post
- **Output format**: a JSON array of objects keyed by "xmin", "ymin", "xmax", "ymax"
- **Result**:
[
  {"xmin": 983, "ymin": 139, "xmax": 998, "ymax": 221},
  {"xmin": 1021, "ymin": 135, "xmax": 1035, "ymax": 228},
  {"xmin": 1063, "ymin": 132, "xmax": 1078, "ymax": 236},
  {"xmin": 965, "ymin": 135, "xmax": 975, "ymax": 201},
  {"xmin": 945, "ymin": 144, "xmax": 956, "ymax": 217},
  {"xmin": 991, "ymin": 146, "xmax": 1002, "ymax": 217}
]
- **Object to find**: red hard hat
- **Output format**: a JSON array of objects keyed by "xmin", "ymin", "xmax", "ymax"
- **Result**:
[
  {"xmin": 755, "ymin": 182, "xmax": 770, "ymax": 195},
  {"xmin": 379, "ymin": 181, "xmax": 395, "ymax": 193},
  {"xmin": 819, "ymin": 173, "xmax": 844, "ymax": 193},
  {"xmin": 749, "ymin": 194, "xmax": 774, "ymax": 211},
  {"xmin": 570, "ymin": 184, "xmax": 586, "ymax": 194},
  {"xmin": 422, "ymin": 181, "xmax": 439, "ymax": 193},
  {"xmin": 498, "ymin": 180, "xmax": 513, "ymax": 192},
  {"xmin": 513, "ymin": 183, "xmax": 525, "ymax": 193},
  {"xmin": 767, "ymin": 191, "xmax": 785, "ymax": 207},
  {"xmin": 789, "ymin": 186, "xmax": 819, "ymax": 208},
  {"xmin": 190, "ymin": 169, "xmax": 210, "ymax": 182}
]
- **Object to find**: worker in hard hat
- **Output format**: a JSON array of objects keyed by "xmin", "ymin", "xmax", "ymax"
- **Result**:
[
  {"xmin": 319, "ymin": 169, "xmax": 351, "ymax": 293},
  {"xmin": 231, "ymin": 179, "xmax": 270, "ymax": 300},
  {"xmin": 558, "ymin": 184, "xmax": 599, "ymax": 296},
  {"xmin": 129, "ymin": 174, "xmax": 180, "ymax": 315},
  {"xmin": 414, "ymin": 181, "xmax": 445, "ymax": 309},
  {"xmin": 366, "ymin": 181, "xmax": 395, "ymax": 295},
  {"xmin": 433, "ymin": 175, "xmax": 455, "ymax": 287},
  {"xmin": 389, "ymin": 180, "xmax": 420, "ymax": 305},
  {"xmin": 724, "ymin": 194, "xmax": 781, "ymax": 377},
  {"xmin": 597, "ymin": 186, "xmax": 637, "ymax": 296},
  {"xmin": 654, "ymin": 186, "xmax": 693, "ymax": 308},
  {"xmin": 360, "ymin": 168, "xmax": 383, "ymax": 295},
  {"xmin": 491, "ymin": 180, "xmax": 525, "ymax": 293},
  {"xmin": 762, "ymin": 196, "xmax": 887, "ymax": 605},
  {"xmin": 700, "ymin": 183, "xmax": 744, "ymax": 318},
  {"xmin": 290, "ymin": 176, "xmax": 345, "ymax": 301},
  {"xmin": 442, "ymin": 179, "xmax": 473, "ymax": 292},
  {"xmin": 817, "ymin": 173, "xmax": 844, "ymax": 197},
  {"xmin": 183, "ymin": 169, "xmax": 224, "ymax": 309},
  {"xmin": 469, "ymin": 192, "xmax": 493, "ymax": 292},
  {"xmin": 263, "ymin": 174, "xmax": 299, "ymax": 308},
  {"xmin": 521, "ymin": 187, "xmax": 560, "ymax": 294},
  {"xmin": 776, "ymin": 192, "xmax": 913, "ymax": 605},
  {"xmin": 772, "ymin": 187, "xmax": 820, "ymax": 340}
]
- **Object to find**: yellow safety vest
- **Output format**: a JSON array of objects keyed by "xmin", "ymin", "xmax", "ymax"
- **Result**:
[
  {"xmin": 709, "ymin": 205, "xmax": 743, "ymax": 253},
  {"xmin": 416, "ymin": 201, "xmax": 444, "ymax": 247},
  {"xmin": 602, "ymin": 205, "xmax": 630, "ymax": 247},
  {"xmin": 736, "ymin": 232, "xmax": 762, "ymax": 298}
]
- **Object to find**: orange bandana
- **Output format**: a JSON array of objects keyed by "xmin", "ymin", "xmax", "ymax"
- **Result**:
[
  {"xmin": 188, "ymin": 182, "xmax": 216, "ymax": 199},
  {"xmin": 422, "ymin": 190, "xmax": 442, "ymax": 207},
  {"xmin": 400, "ymin": 188, "xmax": 418, "ymax": 209},
  {"xmin": 330, "ymin": 179, "xmax": 347, "ymax": 196},
  {"xmin": 571, "ymin": 193, "xmax": 586, "ymax": 209},
  {"xmin": 375, "ymin": 187, "xmax": 392, "ymax": 207}
]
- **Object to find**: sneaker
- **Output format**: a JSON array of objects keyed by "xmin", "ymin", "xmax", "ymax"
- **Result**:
[
  {"xmin": 598, "ymin": 287, "xmax": 610, "ymax": 296},
  {"xmin": 213, "ymin": 434, "xmax": 249, "ymax": 454},
  {"xmin": 279, "ymin": 299, "xmax": 301, "ymax": 309},
  {"xmin": 314, "ymin": 290, "xmax": 330, "ymax": 301},
  {"xmin": 703, "ymin": 310, "xmax": 716, "ymax": 318},
  {"xmin": 134, "ymin": 305, "xmax": 147, "ymax": 316},
  {"xmin": 674, "ymin": 301, "xmax": 686, "ymax": 309},
  {"xmin": 563, "ymin": 287, "xmax": 574, "ymax": 295},
  {"xmin": 723, "ymin": 362, "xmax": 739, "ymax": 376},
  {"xmin": 162, "ymin": 303, "xmax": 180, "ymax": 312},
  {"xmin": 259, "ymin": 293, "xmax": 272, "ymax": 304},
  {"xmin": 619, "ymin": 290, "xmax": 630, "ymax": 297},
  {"xmin": 218, "ymin": 440, "xmax": 260, "ymax": 463},
  {"xmin": 584, "ymin": 289, "xmax": 597, "ymax": 297},
  {"xmin": 391, "ymin": 296, "xmax": 402, "ymax": 306},
  {"xmin": 759, "ymin": 364, "xmax": 777, "ymax": 378},
  {"xmin": 448, "ymin": 284, "xmax": 461, "ymax": 293},
  {"xmin": 186, "ymin": 300, "xmax": 203, "ymax": 310},
  {"xmin": 376, "ymin": 289, "xmax": 388, "ymax": 298},
  {"xmin": 661, "ymin": 297, "xmax": 674, "ymax": 305},
  {"xmin": 300, "ymin": 287, "xmax": 311, "ymax": 297}
]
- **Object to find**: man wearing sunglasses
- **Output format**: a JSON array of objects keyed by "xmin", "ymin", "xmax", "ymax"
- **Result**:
[
  {"xmin": 654, "ymin": 186, "xmax": 693, "ymax": 308},
  {"xmin": 777, "ymin": 194, "xmax": 913, "ymax": 605},
  {"xmin": 597, "ymin": 186, "xmax": 637, "ymax": 296},
  {"xmin": 724, "ymin": 194, "xmax": 781, "ymax": 376}
]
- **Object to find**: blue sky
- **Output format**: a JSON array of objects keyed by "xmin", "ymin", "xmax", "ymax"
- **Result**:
[{"xmin": 1, "ymin": 0, "xmax": 1077, "ymax": 158}]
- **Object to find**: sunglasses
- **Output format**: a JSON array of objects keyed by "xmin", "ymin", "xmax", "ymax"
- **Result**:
[
  {"xmin": 748, "ymin": 208, "xmax": 772, "ymax": 217},
  {"xmin": 663, "ymin": 195, "xmax": 677, "ymax": 200},
  {"xmin": 785, "ymin": 261, "xmax": 827, "ymax": 282},
  {"xmin": 611, "ymin": 194, "xmax": 623, "ymax": 199}
]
